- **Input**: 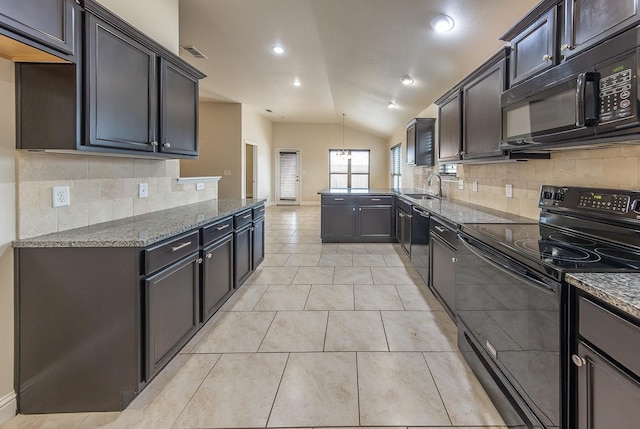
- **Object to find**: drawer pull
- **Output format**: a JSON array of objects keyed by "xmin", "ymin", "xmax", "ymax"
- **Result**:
[
  {"xmin": 571, "ymin": 354, "xmax": 586, "ymax": 367},
  {"xmin": 171, "ymin": 241, "xmax": 192, "ymax": 252},
  {"xmin": 206, "ymin": 253, "xmax": 213, "ymax": 259},
  {"xmin": 259, "ymin": 208, "xmax": 265, "ymax": 212},
  {"xmin": 371, "ymin": 198, "xmax": 381, "ymax": 201},
  {"xmin": 434, "ymin": 226, "xmax": 447, "ymax": 233},
  {"xmin": 335, "ymin": 198, "xmax": 344, "ymax": 201},
  {"xmin": 242, "ymin": 214, "xmax": 252, "ymax": 219},
  {"xmin": 197, "ymin": 257, "xmax": 203, "ymax": 264},
  {"xmin": 216, "ymin": 224, "xmax": 230, "ymax": 231}
]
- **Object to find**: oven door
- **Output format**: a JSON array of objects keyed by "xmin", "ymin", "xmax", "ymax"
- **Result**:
[{"xmin": 456, "ymin": 233, "xmax": 562, "ymax": 429}]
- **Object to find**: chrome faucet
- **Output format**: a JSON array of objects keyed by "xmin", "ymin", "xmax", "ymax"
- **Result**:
[{"xmin": 426, "ymin": 172, "xmax": 442, "ymax": 198}]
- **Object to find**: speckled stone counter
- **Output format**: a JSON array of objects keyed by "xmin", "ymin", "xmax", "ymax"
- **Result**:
[
  {"xmin": 13, "ymin": 199, "xmax": 266, "ymax": 248},
  {"xmin": 318, "ymin": 187, "xmax": 534, "ymax": 225},
  {"xmin": 566, "ymin": 273, "xmax": 640, "ymax": 320}
]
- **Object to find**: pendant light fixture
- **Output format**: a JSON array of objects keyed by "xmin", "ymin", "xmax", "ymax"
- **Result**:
[{"xmin": 339, "ymin": 113, "xmax": 351, "ymax": 158}]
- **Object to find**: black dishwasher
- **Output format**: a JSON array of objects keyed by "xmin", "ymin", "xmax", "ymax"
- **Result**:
[
  {"xmin": 429, "ymin": 216, "xmax": 457, "ymax": 319},
  {"xmin": 410, "ymin": 206, "xmax": 430, "ymax": 284}
]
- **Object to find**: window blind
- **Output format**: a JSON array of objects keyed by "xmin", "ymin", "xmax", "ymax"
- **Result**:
[
  {"xmin": 391, "ymin": 144, "xmax": 401, "ymax": 189},
  {"xmin": 279, "ymin": 151, "xmax": 298, "ymax": 200}
]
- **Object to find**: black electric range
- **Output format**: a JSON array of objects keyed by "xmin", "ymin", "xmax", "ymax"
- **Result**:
[{"xmin": 456, "ymin": 186, "xmax": 640, "ymax": 429}]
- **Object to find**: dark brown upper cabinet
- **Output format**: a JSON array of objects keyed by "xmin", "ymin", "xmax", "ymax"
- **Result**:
[
  {"xmin": 437, "ymin": 90, "xmax": 463, "ymax": 163},
  {"xmin": 562, "ymin": 0, "xmax": 640, "ymax": 59},
  {"xmin": 15, "ymin": 0, "xmax": 204, "ymax": 159},
  {"xmin": 0, "ymin": 0, "xmax": 76, "ymax": 61},
  {"xmin": 405, "ymin": 118, "xmax": 436, "ymax": 166},
  {"xmin": 504, "ymin": 5, "xmax": 558, "ymax": 86}
]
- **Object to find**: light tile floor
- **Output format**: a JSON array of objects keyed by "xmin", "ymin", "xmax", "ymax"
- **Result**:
[{"xmin": 1, "ymin": 205, "xmax": 506, "ymax": 429}]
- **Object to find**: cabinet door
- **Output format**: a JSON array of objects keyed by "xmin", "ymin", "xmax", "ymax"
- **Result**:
[
  {"xmin": 576, "ymin": 342, "xmax": 640, "ymax": 429},
  {"xmin": 359, "ymin": 205, "xmax": 393, "ymax": 238},
  {"xmin": 159, "ymin": 59, "xmax": 199, "ymax": 157},
  {"xmin": 406, "ymin": 123, "xmax": 416, "ymax": 165},
  {"xmin": 202, "ymin": 235, "xmax": 233, "ymax": 322},
  {"xmin": 430, "ymin": 236, "xmax": 456, "ymax": 317},
  {"xmin": 415, "ymin": 119, "xmax": 435, "ymax": 167},
  {"xmin": 401, "ymin": 212, "xmax": 412, "ymax": 256},
  {"xmin": 0, "ymin": 0, "xmax": 75, "ymax": 55},
  {"xmin": 438, "ymin": 90, "xmax": 462, "ymax": 162},
  {"xmin": 395, "ymin": 208, "xmax": 403, "ymax": 243},
  {"xmin": 145, "ymin": 253, "xmax": 199, "ymax": 380},
  {"xmin": 86, "ymin": 14, "xmax": 157, "ymax": 153},
  {"xmin": 564, "ymin": 0, "xmax": 639, "ymax": 59},
  {"xmin": 252, "ymin": 217, "xmax": 265, "ymax": 268},
  {"xmin": 234, "ymin": 226, "xmax": 253, "ymax": 287},
  {"xmin": 321, "ymin": 205, "xmax": 356, "ymax": 241},
  {"xmin": 463, "ymin": 59, "xmax": 505, "ymax": 160},
  {"xmin": 509, "ymin": 7, "xmax": 556, "ymax": 86}
]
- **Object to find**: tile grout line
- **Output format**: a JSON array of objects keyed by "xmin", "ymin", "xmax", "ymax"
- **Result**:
[
  {"xmin": 355, "ymin": 351, "xmax": 362, "ymax": 427},
  {"xmin": 421, "ymin": 351, "xmax": 455, "ymax": 427},
  {"xmin": 322, "ymin": 310, "xmax": 331, "ymax": 352},
  {"xmin": 379, "ymin": 310, "xmax": 391, "ymax": 352},
  {"xmin": 264, "ymin": 352, "xmax": 291, "ymax": 428},
  {"xmin": 255, "ymin": 310, "xmax": 279, "ymax": 352}
]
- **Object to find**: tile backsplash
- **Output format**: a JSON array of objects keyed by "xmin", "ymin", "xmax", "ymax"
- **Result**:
[
  {"xmin": 17, "ymin": 152, "xmax": 218, "ymax": 239},
  {"xmin": 413, "ymin": 144, "xmax": 640, "ymax": 220}
]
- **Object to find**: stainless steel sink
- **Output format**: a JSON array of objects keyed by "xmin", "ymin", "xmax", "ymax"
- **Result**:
[{"xmin": 403, "ymin": 193, "xmax": 440, "ymax": 200}]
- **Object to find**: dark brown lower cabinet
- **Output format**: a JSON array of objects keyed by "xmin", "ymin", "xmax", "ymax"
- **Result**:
[
  {"xmin": 252, "ymin": 215, "xmax": 265, "ymax": 268},
  {"xmin": 359, "ymin": 205, "xmax": 393, "ymax": 238},
  {"xmin": 429, "ymin": 218, "xmax": 457, "ymax": 319},
  {"xmin": 202, "ymin": 235, "xmax": 234, "ymax": 322},
  {"xmin": 321, "ymin": 204, "xmax": 357, "ymax": 241},
  {"xmin": 145, "ymin": 252, "xmax": 200, "ymax": 380},
  {"xmin": 234, "ymin": 225, "xmax": 253, "ymax": 287}
]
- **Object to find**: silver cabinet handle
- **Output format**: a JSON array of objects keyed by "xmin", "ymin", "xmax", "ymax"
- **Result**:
[
  {"xmin": 371, "ymin": 198, "xmax": 381, "ymax": 201},
  {"xmin": 162, "ymin": 142, "xmax": 171, "ymax": 148},
  {"xmin": 335, "ymin": 198, "xmax": 344, "ymax": 201},
  {"xmin": 571, "ymin": 354, "xmax": 586, "ymax": 367},
  {"xmin": 216, "ymin": 224, "xmax": 230, "ymax": 231},
  {"xmin": 259, "ymin": 208, "xmax": 265, "ymax": 212},
  {"xmin": 560, "ymin": 43, "xmax": 570, "ymax": 52},
  {"xmin": 206, "ymin": 253, "xmax": 213, "ymax": 259},
  {"xmin": 171, "ymin": 241, "xmax": 192, "ymax": 252},
  {"xmin": 452, "ymin": 257, "xmax": 457, "ymax": 263},
  {"xmin": 149, "ymin": 141, "xmax": 158, "ymax": 147},
  {"xmin": 196, "ymin": 257, "xmax": 203, "ymax": 264},
  {"xmin": 242, "ymin": 214, "xmax": 251, "ymax": 219},
  {"xmin": 434, "ymin": 226, "xmax": 447, "ymax": 233},
  {"xmin": 543, "ymin": 54, "xmax": 552, "ymax": 62}
]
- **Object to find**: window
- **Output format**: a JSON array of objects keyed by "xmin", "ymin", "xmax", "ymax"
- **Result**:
[
  {"xmin": 329, "ymin": 150, "xmax": 370, "ymax": 188},
  {"xmin": 390, "ymin": 144, "xmax": 402, "ymax": 189},
  {"xmin": 439, "ymin": 163, "xmax": 458, "ymax": 177},
  {"xmin": 279, "ymin": 151, "xmax": 298, "ymax": 200}
]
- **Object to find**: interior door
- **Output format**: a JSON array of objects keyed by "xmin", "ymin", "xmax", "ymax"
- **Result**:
[{"xmin": 276, "ymin": 149, "xmax": 300, "ymax": 205}]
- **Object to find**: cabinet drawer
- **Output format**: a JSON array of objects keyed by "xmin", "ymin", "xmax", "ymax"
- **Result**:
[
  {"xmin": 359, "ymin": 195, "xmax": 393, "ymax": 205},
  {"xmin": 234, "ymin": 209, "xmax": 253, "ymax": 229},
  {"xmin": 430, "ymin": 217, "xmax": 457, "ymax": 249},
  {"xmin": 579, "ymin": 296, "xmax": 640, "ymax": 375},
  {"xmin": 397, "ymin": 198, "xmax": 412, "ymax": 213},
  {"xmin": 202, "ymin": 217, "xmax": 233, "ymax": 245},
  {"xmin": 253, "ymin": 204, "xmax": 266, "ymax": 220},
  {"xmin": 322, "ymin": 195, "xmax": 357, "ymax": 205},
  {"xmin": 144, "ymin": 231, "xmax": 199, "ymax": 275}
]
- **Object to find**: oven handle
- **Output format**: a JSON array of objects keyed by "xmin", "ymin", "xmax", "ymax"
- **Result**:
[{"xmin": 458, "ymin": 234, "xmax": 558, "ymax": 293}]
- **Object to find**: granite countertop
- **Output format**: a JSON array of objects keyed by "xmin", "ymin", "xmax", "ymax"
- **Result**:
[
  {"xmin": 318, "ymin": 187, "xmax": 534, "ymax": 225},
  {"xmin": 566, "ymin": 273, "xmax": 640, "ymax": 320},
  {"xmin": 13, "ymin": 199, "xmax": 266, "ymax": 248}
]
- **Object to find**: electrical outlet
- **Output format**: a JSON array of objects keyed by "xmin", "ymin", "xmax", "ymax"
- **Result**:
[
  {"xmin": 458, "ymin": 179, "xmax": 464, "ymax": 190},
  {"xmin": 506, "ymin": 184, "xmax": 513, "ymax": 198},
  {"xmin": 52, "ymin": 186, "xmax": 70, "ymax": 208},
  {"xmin": 138, "ymin": 183, "xmax": 148, "ymax": 198},
  {"xmin": 224, "ymin": 170, "xmax": 232, "ymax": 176},
  {"xmin": 196, "ymin": 182, "xmax": 205, "ymax": 191},
  {"xmin": 472, "ymin": 181, "xmax": 478, "ymax": 192}
]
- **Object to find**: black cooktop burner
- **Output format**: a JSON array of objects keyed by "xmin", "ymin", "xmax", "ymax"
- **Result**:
[
  {"xmin": 595, "ymin": 247, "xmax": 640, "ymax": 263},
  {"xmin": 518, "ymin": 240, "xmax": 601, "ymax": 262},
  {"xmin": 548, "ymin": 234, "xmax": 596, "ymax": 247}
]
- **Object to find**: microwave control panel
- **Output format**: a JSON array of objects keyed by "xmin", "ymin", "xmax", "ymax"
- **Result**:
[{"xmin": 598, "ymin": 56, "xmax": 635, "ymax": 124}]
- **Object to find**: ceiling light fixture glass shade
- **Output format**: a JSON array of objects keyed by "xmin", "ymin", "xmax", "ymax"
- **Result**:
[
  {"xmin": 271, "ymin": 45, "xmax": 285, "ymax": 54},
  {"xmin": 431, "ymin": 14, "xmax": 455, "ymax": 32},
  {"xmin": 400, "ymin": 75, "xmax": 414, "ymax": 85},
  {"xmin": 291, "ymin": 79, "xmax": 302, "ymax": 87},
  {"xmin": 386, "ymin": 101, "xmax": 398, "ymax": 109},
  {"xmin": 339, "ymin": 113, "xmax": 351, "ymax": 158}
]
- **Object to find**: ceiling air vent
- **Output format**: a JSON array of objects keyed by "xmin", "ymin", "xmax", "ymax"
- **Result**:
[{"xmin": 180, "ymin": 45, "xmax": 208, "ymax": 59}]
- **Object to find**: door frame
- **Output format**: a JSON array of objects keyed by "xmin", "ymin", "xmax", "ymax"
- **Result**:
[
  {"xmin": 275, "ymin": 148, "xmax": 301, "ymax": 205},
  {"xmin": 243, "ymin": 140, "xmax": 258, "ymax": 199}
]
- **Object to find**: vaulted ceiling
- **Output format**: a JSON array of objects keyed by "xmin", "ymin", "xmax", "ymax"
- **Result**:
[{"xmin": 178, "ymin": 0, "xmax": 539, "ymax": 138}]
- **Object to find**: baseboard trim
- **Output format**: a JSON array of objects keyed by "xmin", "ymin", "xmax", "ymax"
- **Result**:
[
  {"xmin": 0, "ymin": 392, "xmax": 16, "ymax": 426},
  {"xmin": 300, "ymin": 201, "xmax": 320, "ymax": 206}
]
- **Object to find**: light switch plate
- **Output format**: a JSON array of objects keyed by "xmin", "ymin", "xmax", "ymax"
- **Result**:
[
  {"xmin": 458, "ymin": 179, "xmax": 464, "ymax": 190},
  {"xmin": 52, "ymin": 186, "xmax": 70, "ymax": 208},
  {"xmin": 224, "ymin": 170, "xmax": 231, "ymax": 176},
  {"xmin": 138, "ymin": 183, "xmax": 148, "ymax": 198},
  {"xmin": 196, "ymin": 182, "xmax": 205, "ymax": 191},
  {"xmin": 506, "ymin": 184, "xmax": 513, "ymax": 198},
  {"xmin": 472, "ymin": 181, "xmax": 478, "ymax": 192}
]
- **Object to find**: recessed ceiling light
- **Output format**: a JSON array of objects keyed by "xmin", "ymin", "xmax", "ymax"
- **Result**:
[
  {"xmin": 431, "ymin": 14, "xmax": 455, "ymax": 32},
  {"xmin": 291, "ymin": 79, "xmax": 302, "ymax": 87},
  {"xmin": 271, "ymin": 45, "xmax": 285, "ymax": 55},
  {"xmin": 386, "ymin": 102, "xmax": 398, "ymax": 109},
  {"xmin": 400, "ymin": 75, "xmax": 414, "ymax": 85}
]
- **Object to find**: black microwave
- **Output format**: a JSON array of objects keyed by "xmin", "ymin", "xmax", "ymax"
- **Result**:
[{"xmin": 501, "ymin": 25, "xmax": 640, "ymax": 150}]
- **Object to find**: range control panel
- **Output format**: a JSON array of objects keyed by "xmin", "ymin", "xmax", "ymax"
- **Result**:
[
  {"xmin": 598, "ymin": 55, "xmax": 635, "ymax": 124},
  {"xmin": 540, "ymin": 185, "xmax": 640, "ymax": 221}
]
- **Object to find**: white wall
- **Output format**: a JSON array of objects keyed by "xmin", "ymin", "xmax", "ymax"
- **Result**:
[
  {"xmin": 273, "ymin": 123, "xmax": 389, "ymax": 203},
  {"xmin": 0, "ymin": 58, "xmax": 16, "ymax": 424},
  {"xmin": 96, "ymin": 0, "xmax": 180, "ymax": 53},
  {"xmin": 241, "ymin": 105, "xmax": 273, "ymax": 202}
]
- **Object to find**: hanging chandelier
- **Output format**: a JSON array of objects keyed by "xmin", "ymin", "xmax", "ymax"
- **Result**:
[{"xmin": 338, "ymin": 113, "xmax": 351, "ymax": 158}]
